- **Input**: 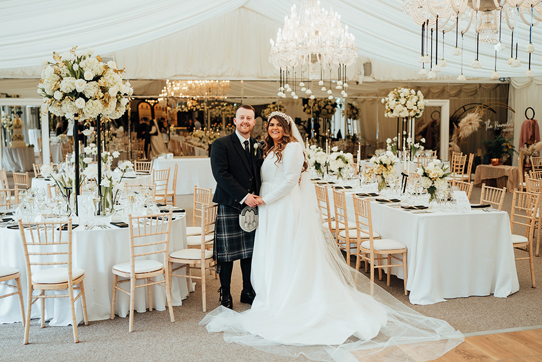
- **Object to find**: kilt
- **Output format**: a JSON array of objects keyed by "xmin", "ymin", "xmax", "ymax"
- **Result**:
[{"xmin": 213, "ymin": 204, "xmax": 255, "ymax": 263}]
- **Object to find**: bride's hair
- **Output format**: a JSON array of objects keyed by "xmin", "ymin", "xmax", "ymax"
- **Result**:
[{"xmin": 264, "ymin": 114, "xmax": 308, "ymax": 172}]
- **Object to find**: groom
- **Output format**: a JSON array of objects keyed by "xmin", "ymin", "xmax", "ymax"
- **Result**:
[{"xmin": 211, "ymin": 105, "xmax": 263, "ymax": 309}]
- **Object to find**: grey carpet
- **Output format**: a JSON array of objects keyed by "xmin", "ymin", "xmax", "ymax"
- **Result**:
[{"xmin": 1, "ymin": 186, "xmax": 541, "ymax": 361}]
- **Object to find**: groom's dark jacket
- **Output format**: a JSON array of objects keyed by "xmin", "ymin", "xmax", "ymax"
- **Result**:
[{"xmin": 211, "ymin": 133, "xmax": 263, "ymax": 208}]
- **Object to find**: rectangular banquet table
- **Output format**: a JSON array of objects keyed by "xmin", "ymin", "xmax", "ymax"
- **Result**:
[
  {"xmin": 0, "ymin": 216, "xmax": 189, "ymax": 326},
  {"xmin": 152, "ymin": 156, "xmax": 216, "ymax": 195},
  {"xmin": 370, "ymin": 202, "xmax": 519, "ymax": 304},
  {"xmin": 474, "ymin": 164, "xmax": 520, "ymax": 192}
]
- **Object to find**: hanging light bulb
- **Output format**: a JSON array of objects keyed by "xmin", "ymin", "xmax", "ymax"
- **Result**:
[{"xmin": 491, "ymin": 71, "xmax": 500, "ymax": 79}]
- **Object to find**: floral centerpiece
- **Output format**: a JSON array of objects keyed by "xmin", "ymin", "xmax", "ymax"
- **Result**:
[
  {"xmin": 386, "ymin": 137, "xmax": 398, "ymax": 154},
  {"xmin": 262, "ymin": 101, "xmax": 285, "ymax": 120},
  {"xmin": 416, "ymin": 160, "xmax": 450, "ymax": 202},
  {"xmin": 408, "ymin": 137, "xmax": 426, "ymax": 157},
  {"xmin": 38, "ymin": 47, "xmax": 132, "ymax": 122},
  {"xmin": 307, "ymin": 145, "xmax": 328, "ymax": 177},
  {"xmin": 342, "ymin": 102, "xmax": 360, "ymax": 120},
  {"xmin": 209, "ymin": 103, "xmax": 236, "ymax": 119},
  {"xmin": 191, "ymin": 130, "xmax": 206, "ymax": 143},
  {"xmin": 328, "ymin": 147, "xmax": 354, "ymax": 179},
  {"xmin": 303, "ymin": 98, "xmax": 337, "ymax": 119},
  {"xmin": 1, "ymin": 115, "xmax": 14, "ymax": 134},
  {"xmin": 367, "ymin": 151, "xmax": 399, "ymax": 191},
  {"xmin": 207, "ymin": 131, "xmax": 220, "ymax": 144},
  {"xmin": 382, "ymin": 87, "xmax": 426, "ymax": 119}
]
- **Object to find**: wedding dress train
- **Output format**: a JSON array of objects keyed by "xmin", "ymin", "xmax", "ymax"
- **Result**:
[{"xmin": 201, "ymin": 142, "xmax": 463, "ymax": 361}]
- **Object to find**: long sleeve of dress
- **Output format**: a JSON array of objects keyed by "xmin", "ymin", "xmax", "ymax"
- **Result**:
[{"xmin": 262, "ymin": 142, "xmax": 304, "ymax": 205}]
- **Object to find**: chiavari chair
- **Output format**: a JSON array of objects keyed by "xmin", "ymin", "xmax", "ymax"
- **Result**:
[
  {"xmin": 0, "ymin": 265, "xmax": 25, "ymax": 326},
  {"xmin": 416, "ymin": 156, "xmax": 436, "ymax": 168},
  {"xmin": 169, "ymin": 204, "xmax": 217, "ymax": 312},
  {"xmin": 152, "ymin": 168, "xmax": 170, "ymax": 204},
  {"xmin": 13, "ymin": 172, "xmax": 30, "ymax": 190},
  {"xmin": 479, "ymin": 183, "xmax": 506, "ymax": 210},
  {"xmin": 314, "ymin": 184, "xmax": 334, "ymax": 232},
  {"xmin": 446, "ymin": 153, "xmax": 467, "ymax": 184},
  {"xmin": 165, "ymin": 163, "xmax": 178, "ymax": 206},
  {"xmin": 0, "ymin": 169, "xmax": 8, "ymax": 189},
  {"xmin": 525, "ymin": 177, "xmax": 542, "ymax": 257},
  {"xmin": 531, "ymin": 156, "xmax": 542, "ymax": 172},
  {"xmin": 452, "ymin": 180, "xmax": 474, "ymax": 200},
  {"xmin": 110, "ymin": 212, "xmax": 174, "ymax": 332},
  {"xmin": 19, "ymin": 219, "xmax": 88, "ymax": 344},
  {"xmin": 187, "ymin": 186, "xmax": 213, "ymax": 237},
  {"xmin": 332, "ymin": 189, "xmax": 357, "ymax": 262},
  {"xmin": 530, "ymin": 170, "xmax": 542, "ymax": 179},
  {"xmin": 33, "ymin": 163, "xmax": 43, "ymax": 178},
  {"xmin": 0, "ymin": 188, "xmax": 19, "ymax": 211},
  {"xmin": 134, "ymin": 160, "xmax": 153, "ymax": 174},
  {"xmin": 353, "ymin": 196, "xmax": 408, "ymax": 295},
  {"xmin": 462, "ymin": 153, "xmax": 474, "ymax": 182},
  {"xmin": 510, "ymin": 190, "xmax": 540, "ymax": 288}
]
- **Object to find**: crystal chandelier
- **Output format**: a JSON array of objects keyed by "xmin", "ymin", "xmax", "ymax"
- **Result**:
[
  {"xmin": 161, "ymin": 80, "xmax": 230, "ymax": 99},
  {"xmin": 269, "ymin": 0, "xmax": 358, "ymax": 100},
  {"xmin": 402, "ymin": 0, "xmax": 542, "ymax": 79}
]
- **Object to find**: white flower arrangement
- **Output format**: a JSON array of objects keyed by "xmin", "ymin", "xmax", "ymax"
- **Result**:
[
  {"xmin": 262, "ymin": 101, "xmax": 286, "ymax": 120},
  {"xmin": 408, "ymin": 137, "xmax": 425, "ymax": 157},
  {"xmin": 191, "ymin": 130, "xmax": 206, "ymax": 143},
  {"xmin": 327, "ymin": 146, "xmax": 354, "ymax": 178},
  {"xmin": 386, "ymin": 137, "xmax": 398, "ymax": 154},
  {"xmin": 382, "ymin": 87, "xmax": 426, "ymax": 119},
  {"xmin": 1, "ymin": 115, "xmax": 14, "ymax": 132},
  {"xmin": 307, "ymin": 145, "xmax": 328, "ymax": 177},
  {"xmin": 367, "ymin": 151, "xmax": 399, "ymax": 180},
  {"xmin": 38, "ymin": 47, "xmax": 132, "ymax": 122},
  {"xmin": 416, "ymin": 160, "xmax": 450, "ymax": 202}
]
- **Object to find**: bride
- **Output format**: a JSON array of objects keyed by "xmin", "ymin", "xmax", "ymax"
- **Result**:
[
  {"xmin": 201, "ymin": 112, "xmax": 463, "ymax": 361},
  {"xmin": 149, "ymin": 118, "xmax": 168, "ymax": 159}
]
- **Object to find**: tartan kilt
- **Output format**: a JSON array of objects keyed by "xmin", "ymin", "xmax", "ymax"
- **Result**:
[{"xmin": 213, "ymin": 204, "xmax": 255, "ymax": 263}]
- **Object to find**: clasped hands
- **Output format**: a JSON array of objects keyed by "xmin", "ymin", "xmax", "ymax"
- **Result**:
[{"xmin": 245, "ymin": 193, "xmax": 265, "ymax": 207}]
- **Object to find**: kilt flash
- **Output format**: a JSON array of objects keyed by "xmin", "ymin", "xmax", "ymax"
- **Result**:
[{"xmin": 213, "ymin": 204, "xmax": 255, "ymax": 263}]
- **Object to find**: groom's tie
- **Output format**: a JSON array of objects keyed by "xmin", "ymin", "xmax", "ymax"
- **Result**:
[{"xmin": 243, "ymin": 140, "xmax": 253, "ymax": 167}]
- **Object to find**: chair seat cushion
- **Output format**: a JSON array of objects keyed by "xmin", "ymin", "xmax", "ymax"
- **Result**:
[
  {"xmin": 170, "ymin": 248, "xmax": 213, "ymax": 260},
  {"xmin": 0, "ymin": 265, "xmax": 19, "ymax": 278},
  {"xmin": 338, "ymin": 229, "xmax": 380, "ymax": 239},
  {"xmin": 186, "ymin": 226, "xmax": 202, "ymax": 236},
  {"xmin": 324, "ymin": 221, "xmax": 356, "ymax": 230},
  {"xmin": 112, "ymin": 260, "xmax": 163, "ymax": 274},
  {"xmin": 511, "ymin": 234, "xmax": 528, "ymax": 244},
  {"xmin": 360, "ymin": 239, "xmax": 406, "ymax": 251},
  {"xmin": 32, "ymin": 267, "xmax": 85, "ymax": 284},
  {"xmin": 187, "ymin": 234, "xmax": 214, "ymax": 246}
]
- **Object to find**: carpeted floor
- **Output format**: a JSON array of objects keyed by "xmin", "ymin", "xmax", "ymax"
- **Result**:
[{"xmin": 1, "ymin": 186, "xmax": 541, "ymax": 361}]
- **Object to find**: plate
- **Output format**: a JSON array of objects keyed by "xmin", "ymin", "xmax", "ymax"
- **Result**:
[
  {"xmin": 470, "ymin": 204, "xmax": 491, "ymax": 208},
  {"xmin": 401, "ymin": 205, "xmax": 428, "ymax": 210},
  {"xmin": 375, "ymin": 198, "xmax": 401, "ymax": 203},
  {"xmin": 356, "ymin": 193, "xmax": 379, "ymax": 197}
]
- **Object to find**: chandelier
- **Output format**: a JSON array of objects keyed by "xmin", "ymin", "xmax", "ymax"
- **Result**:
[
  {"xmin": 402, "ymin": 0, "xmax": 542, "ymax": 79},
  {"xmin": 269, "ymin": 0, "xmax": 358, "ymax": 100},
  {"xmin": 160, "ymin": 80, "xmax": 231, "ymax": 99}
]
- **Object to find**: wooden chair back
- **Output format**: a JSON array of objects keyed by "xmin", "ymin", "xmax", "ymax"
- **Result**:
[
  {"xmin": 171, "ymin": 163, "xmax": 178, "ymax": 195},
  {"xmin": 193, "ymin": 186, "xmax": 213, "ymax": 229},
  {"xmin": 452, "ymin": 180, "xmax": 474, "ymax": 200},
  {"xmin": 353, "ymin": 195, "xmax": 374, "ymax": 250},
  {"xmin": 510, "ymin": 190, "xmax": 539, "ymax": 240},
  {"xmin": 0, "ymin": 169, "xmax": 9, "ymax": 189},
  {"xmin": 332, "ymin": 189, "xmax": 350, "ymax": 249},
  {"xmin": 314, "ymin": 184, "xmax": 333, "ymax": 230},
  {"xmin": 480, "ymin": 183, "xmax": 506, "ymax": 210},
  {"xmin": 152, "ymin": 168, "xmax": 170, "ymax": 203},
  {"xmin": 0, "ymin": 188, "xmax": 19, "ymax": 211},
  {"xmin": 526, "ymin": 177, "xmax": 542, "ymax": 194},
  {"xmin": 531, "ymin": 156, "xmax": 542, "ymax": 172},
  {"xmin": 450, "ymin": 153, "xmax": 467, "ymax": 179},
  {"xmin": 33, "ymin": 163, "xmax": 43, "ymax": 178},
  {"xmin": 530, "ymin": 170, "xmax": 542, "ymax": 179},
  {"xmin": 127, "ymin": 212, "xmax": 173, "ymax": 278},
  {"xmin": 417, "ymin": 156, "xmax": 436, "ymax": 168},
  {"xmin": 134, "ymin": 160, "xmax": 153, "ymax": 174},
  {"xmin": 463, "ymin": 153, "xmax": 474, "ymax": 182},
  {"xmin": 13, "ymin": 172, "xmax": 30, "ymax": 190}
]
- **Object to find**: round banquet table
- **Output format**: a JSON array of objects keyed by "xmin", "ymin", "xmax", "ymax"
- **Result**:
[
  {"xmin": 2, "ymin": 147, "xmax": 35, "ymax": 172},
  {"xmin": 31, "ymin": 174, "xmax": 152, "ymax": 192},
  {"xmin": 0, "ymin": 215, "xmax": 189, "ymax": 325}
]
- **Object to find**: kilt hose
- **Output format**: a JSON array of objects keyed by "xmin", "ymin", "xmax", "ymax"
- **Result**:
[{"xmin": 214, "ymin": 204, "xmax": 255, "ymax": 271}]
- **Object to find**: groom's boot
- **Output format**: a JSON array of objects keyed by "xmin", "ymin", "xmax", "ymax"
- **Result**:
[
  {"xmin": 218, "ymin": 261, "xmax": 233, "ymax": 309},
  {"xmin": 240, "ymin": 257, "xmax": 256, "ymax": 305}
]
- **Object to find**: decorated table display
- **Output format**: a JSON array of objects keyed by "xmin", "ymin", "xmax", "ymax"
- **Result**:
[
  {"xmin": 416, "ymin": 160, "xmax": 450, "ymax": 202},
  {"xmin": 366, "ymin": 151, "xmax": 399, "ymax": 192},
  {"xmin": 38, "ymin": 47, "xmax": 133, "ymax": 215}
]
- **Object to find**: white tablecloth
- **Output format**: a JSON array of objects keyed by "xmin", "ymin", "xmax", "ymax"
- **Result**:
[
  {"xmin": 2, "ymin": 147, "xmax": 35, "ymax": 172},
  {"xmin": 0, "ymin": 216, "xmax": 189, "ymax": 325},
  {"xmin": 28, "ymin": 129, "xmax": 41, "ymax": 149},
  {"xmin": 51, "ymin": 143, "xmax": 63, "ymax": 163},
  {"xmin": 31, "ymin": 174, "xmax": 152, "ymax": 192},
  {"xmin": 370, "ymin": 202, "xmax": 519, "ymax": 305},
  {"xmin": 153, "ymin": 157, "xmax": 216, "ymax": 195}
]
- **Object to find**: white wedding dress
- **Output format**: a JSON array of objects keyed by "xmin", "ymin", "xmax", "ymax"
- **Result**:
[{"xmin": 202, "ymin": 142, "xmax": 463, "ymax": 361}]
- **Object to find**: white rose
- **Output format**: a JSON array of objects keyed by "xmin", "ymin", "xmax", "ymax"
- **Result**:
[
  {"xmin": 112, "ymin": 151, "xmax": 120, "ymax": 158},
  {"xmin": 61, "ymin": 51, "xmax": 75, "ymax": 62},
  {"xmin": 100, "ymin": 178, "xmax": 111, "ymax": 188},
  {"xmin": 83, "ymin": 99, "xmax": 104, "ymax": 118},
  {"xmin": 84, "ymin": 70, "xmax": 94, "ymax": 81},
  {"xmin": 82, "ymin": 127, "xmax": 94, "ymax": 136},
  {"xmin": 83, "ymin": 157, "xmax": 93, "ymax": 164},
  {"xmin": 420, "ymin": 138, "xmax": 426, "ymax": 143},
  {"xmin": 107, "ymin": 61, "xmax": 117, "ymax": 69},
  {"xmin": 416, "ymin": 167, "xmax": 423, "ymax": 176},
  {"xmin": 73, "ymin": 63, "xmax": 79, "ymax": 71},
  {"xmin": 108, "ymin": 87, "xmax": 118, "ymax": 97},
  {"xmin": 75, "ymin": 79, "xmax": 86, "ymax": 92},
  {"xmin": 75, "ymin": 97, "xmax": 86, "ymax": 109},
  {"xmin": 53, "ymin": 90, "xmax": 63, "ymax": 100},
  {"xmin": 83, "ymin": 81, "xmax": 99, "ymax": 98},
  {"xmin": 40, "ymin": 164, "xmax": 53, "ymax": 177},
  {"xmin": 120, "ymin": 97, "xmax": 129, "ymax": 106},
  {"xmin": 386, "ymin": 138, "xmax": 391, "ymax": 144},
  {"xmin": 331, "ymin": 146, "xmax": 338, "ymax": 152}
]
